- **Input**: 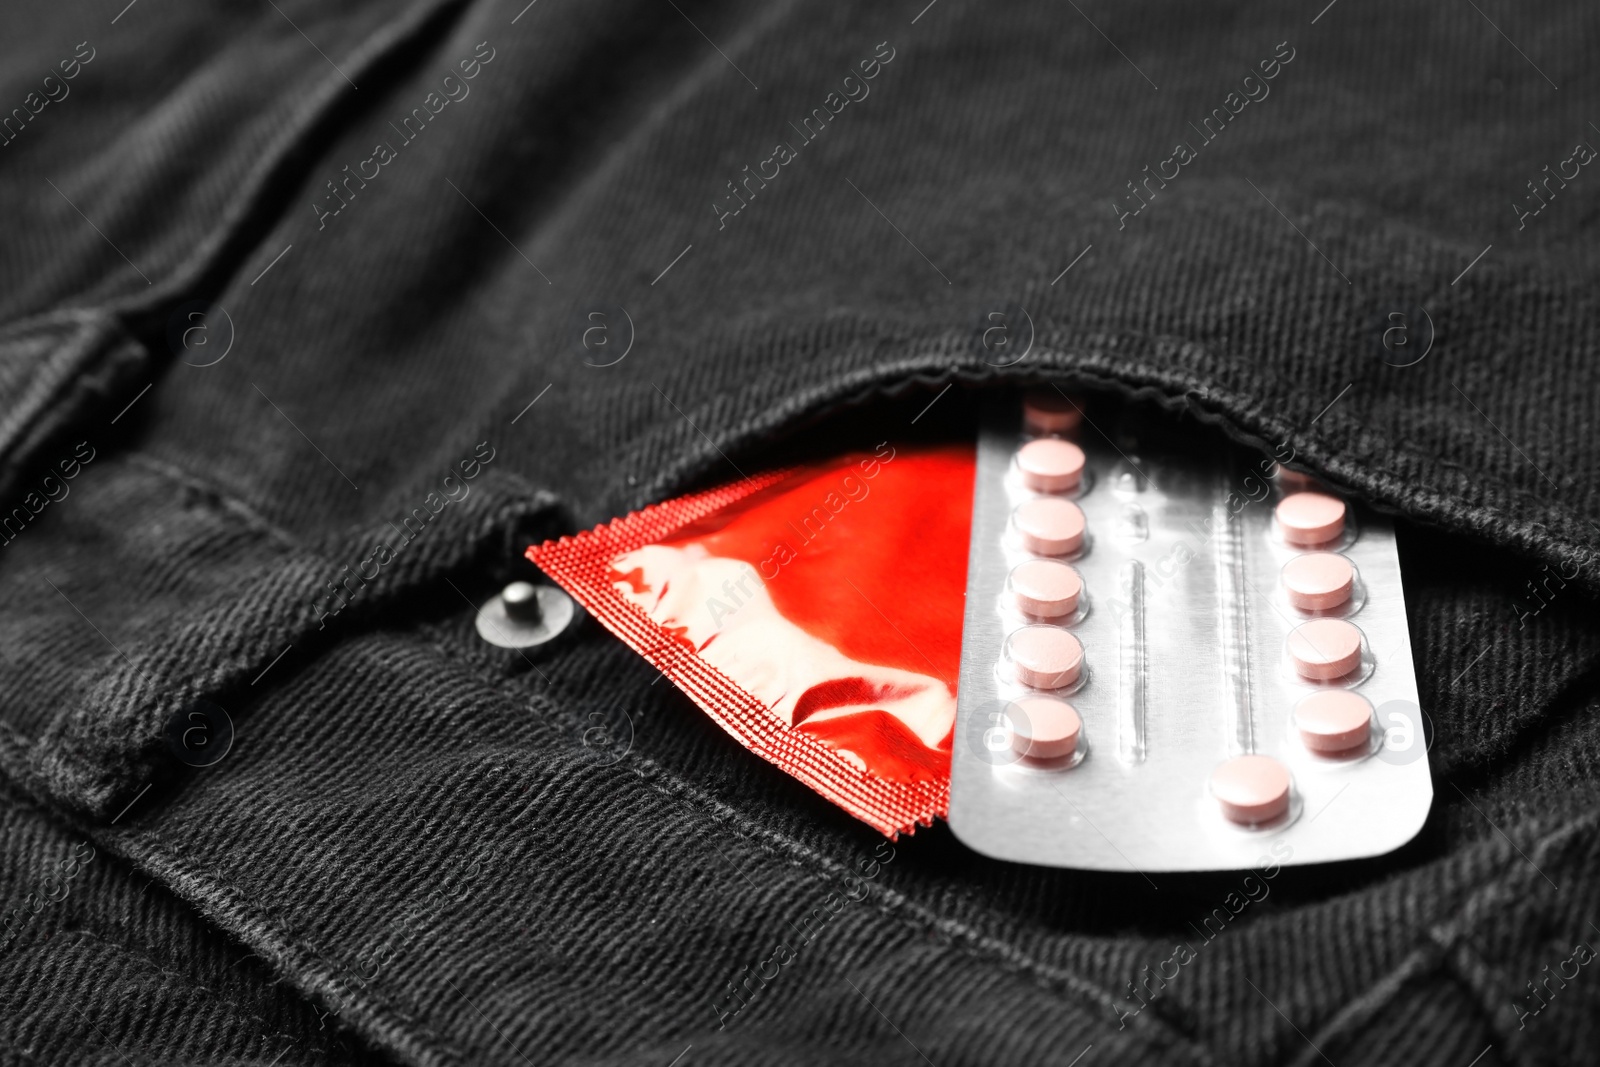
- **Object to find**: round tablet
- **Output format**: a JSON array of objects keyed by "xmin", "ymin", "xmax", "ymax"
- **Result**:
[
  {"xmin": 1286, "ymin": 618, "xmax": 1363, "ymax": 680},
  {"xmin": 1273, "ymin": 466, "xmax": 1322, "ymax": 493},
  {"xmin": 1016, "ymin": 438, "xmax": 1086, "ymax": 494},
  {"xmin": 1008, "ymin": 696, "xmax": 1081, "ymax": 760},
  {"xmin": 1023, "ymin": 392, "xmax": 1082, "ymax": 436},
  {"xmin": 1281, "ymin": 553, "xmax": 1354, "ymax": 611},
  {"xmin": 1013, "ymin": 497, "xmax": 1086, "ymax": 556},
  {"xmin": 1210, "ymin": 755, "xmax": 1291, "ymax": 825},
  {"xmin": 1276, "ymin": 492, "xmax": 1346, "ymax": 546},
  {"xmin": 1003, "ymin": 626, "xmax": 1084, "ymax": 689},
  {"xmin": 1294, "ymin": 690, "xmax": 1374, "ymax": 755},
  {"xmin": 1009, "ymin": 559, "xmax": 1083, "ymax": 618}
]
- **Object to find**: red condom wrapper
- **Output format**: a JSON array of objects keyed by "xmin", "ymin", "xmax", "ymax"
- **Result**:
[{"xmin": 527, "ymin": 444, "xmax": 974, "ymax": 836}]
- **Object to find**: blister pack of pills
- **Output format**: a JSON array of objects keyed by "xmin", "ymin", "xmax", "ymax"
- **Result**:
[{"xmin": 948, "ymin": 392, "xmax": 1433, "ymax": 871}]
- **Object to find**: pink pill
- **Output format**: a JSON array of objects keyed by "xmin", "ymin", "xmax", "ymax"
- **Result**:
[
  {"xmin": 1023, "ymin": 392, "xmax": 1083, "ymax": 436},
  {"xmin": 1013, "ymin": 497, "xmax": 1086, "ymax": 556},
  {"xmin": 1286, "ymin": 618, "xmax": 1364, "ymax": 680},
  {"xmin": 1009, "ymin": 559, "xmax": 1083, "ymax": 618},
  {"xmin": 1004, "ymin": 626, "xmax": 1084, "ymax": 689},
  {"xmin": 1276, "ymin": 492, "xmax": 1346, "ymax": 546},
  {"xmin": 1016, "ymin": 438, "xmax": 1086, "ymax": 493},
  {"xmin": 1294, "ymin": 690, "xmax": 1374, "ymax": 755},
  {"xmin": 1210, "ymin": 755, "xmax": 1292, "ymax": 825},
  {"xmin": 1281, "ymin": 553, "xmax": 1354, "ymax": 611},
  {"xmin": 1009, "ymin": 696, "xmax": 1082, "ymax": 760},
  {"xmin": 1273, "ymin": 465, "xmax": 1322, "ymax": 493}
]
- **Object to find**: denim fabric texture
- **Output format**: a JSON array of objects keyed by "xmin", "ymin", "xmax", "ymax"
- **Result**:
[{"xmin": 2, "ymin": 1, "xmax": 1598, "ymax": 1064}]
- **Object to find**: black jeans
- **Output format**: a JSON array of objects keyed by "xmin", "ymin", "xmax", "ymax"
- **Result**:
[{"xmin": 2, "ymin": 1, "xmax": 1598, "ymax": 1063}]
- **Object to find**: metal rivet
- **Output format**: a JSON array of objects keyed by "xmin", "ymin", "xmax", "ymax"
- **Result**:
[
  {"xmin": 475, "ymin": 582, "xmax": 575, "ymax": 649},
  {"xmin": 502, "ymin": 581, "xmax": 543, "ymax": 623}
]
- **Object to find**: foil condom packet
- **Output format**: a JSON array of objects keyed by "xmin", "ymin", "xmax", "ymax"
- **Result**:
[{"xmin": 527, "ymin": 443, "xmax": 974, "ymax": 836}]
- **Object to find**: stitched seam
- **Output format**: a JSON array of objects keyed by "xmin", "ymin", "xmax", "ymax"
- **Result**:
[
  {"xmin": 102, "ymin": 620, "xmax": 1190, "ymax": 1066},
  {"xmin": 1293, "ymin": 809, "xmax": 1600, "ymax": 1065},
  {"xmin": 95, "ymin": 842, "xmax": 465, "ymax": 1066},
  {"xmin": 53, "ymin": 927, "xmax": 347, "ymax": 1059},
  {"xmin": 607, "ymin": 349, "xmax": 1600, "ymax": 568},
  {"xmin": 410, "ymin": 629, "xmax": 1207, "ymax": 1060},
  {"xmin": 123, "ymin": 452, "xmax": 308, "ymax": 557}
]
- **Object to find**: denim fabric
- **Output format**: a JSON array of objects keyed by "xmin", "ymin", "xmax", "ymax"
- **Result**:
[{"xmin": 2, "ymin": 1, "xmax": 1598, "ymax": 1064}]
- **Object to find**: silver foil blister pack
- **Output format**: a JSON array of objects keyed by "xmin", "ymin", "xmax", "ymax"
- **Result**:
[{"xmin": 949, "ymin": 393, "xmax": 1432, "ymax": 871}]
